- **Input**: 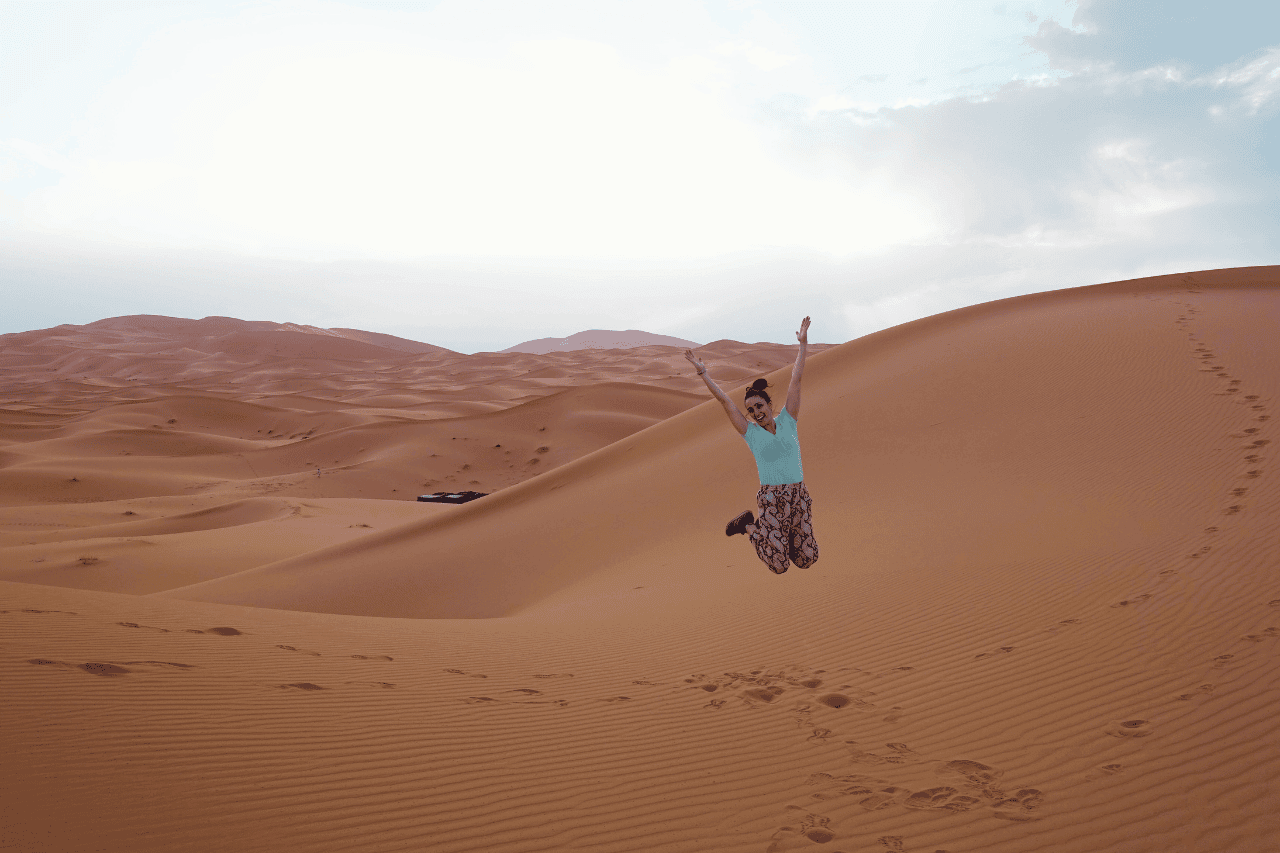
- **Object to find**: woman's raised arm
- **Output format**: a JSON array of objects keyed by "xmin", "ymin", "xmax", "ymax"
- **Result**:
[
  {"xmin": 685, "ymin": 349, "xmax": 751, "ymax": 436},
  {"xmin": 785, "ymin": 316, "xmax": 809, "ymax": 420}
]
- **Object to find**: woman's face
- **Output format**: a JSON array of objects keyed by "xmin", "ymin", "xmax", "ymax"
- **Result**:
[{"xmin": 745, "ymin": 396, "xmax": 773, "ymax": 425}]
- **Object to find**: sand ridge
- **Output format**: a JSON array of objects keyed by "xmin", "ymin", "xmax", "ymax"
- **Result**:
[
  {"xmin": 0, "ymin": 312, "xmax": 836, "ymax": 508},
  {"xmin": 2, "ymin": 267, "xmax": 1279, "ymax": 852}
]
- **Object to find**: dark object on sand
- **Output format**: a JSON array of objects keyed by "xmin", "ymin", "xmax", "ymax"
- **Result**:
[{"xmin": 417, "ymin": 491, "xmax": 488, "ymax": 504}]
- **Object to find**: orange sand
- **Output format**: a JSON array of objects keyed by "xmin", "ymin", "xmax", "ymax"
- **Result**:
[{"xmin": 2, "ymin": 269, "xmax": 1278, "ymax": 852}]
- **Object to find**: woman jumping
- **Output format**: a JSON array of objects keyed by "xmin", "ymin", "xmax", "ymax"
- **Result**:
[{"xmin": 683, "ymin": 316, "xmax": 819, "ymax": 575}]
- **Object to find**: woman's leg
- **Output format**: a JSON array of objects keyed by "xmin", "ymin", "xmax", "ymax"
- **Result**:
[
  {"xmin": 748, "ymin": 486, "xmax": 792, "ymax": 574},
  {"xmin": 788, "ymin": 482, "xmax": 820, "ymax": 568}
]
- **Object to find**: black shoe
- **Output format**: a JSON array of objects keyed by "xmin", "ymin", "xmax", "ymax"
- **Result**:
[{"xmin": 726, "ymin": 510, "xmax": 755, "ymax": 536}]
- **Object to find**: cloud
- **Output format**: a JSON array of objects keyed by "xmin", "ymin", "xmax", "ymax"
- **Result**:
[
  {"xmin": 7, "ymin": 1, "xmax": 935, "ymax": 264},
  {"xmin": 745, "ymin": 2, "xmax": 1280, "ymax": 339},
  {"xmin": 1028, "ymin": 0, "xmax": 1280, "ymax": 74},
  {"xmin": 715, "ymin": 39, "xmax": 799, "ymax": 71},
  {"xmin": 1, "ymin": 0, "xmax": 1276, "ymax": 353},
  {"xmin": 1208, "ymin": 47, "xmax": 1280, "ymax": 117}
]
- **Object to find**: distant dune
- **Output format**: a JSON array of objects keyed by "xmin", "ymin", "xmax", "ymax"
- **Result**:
[
  {"xmin": 499, "ymin": 328, "xmax": 705, "ymax": 353},
  {"xmin": 3, "ymin": 268, "xmax": 1279, "ymax": 853}
]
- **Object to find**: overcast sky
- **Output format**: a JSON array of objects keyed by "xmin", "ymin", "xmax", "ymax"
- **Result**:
[{"xmin": 2, "ymin": 0, "xmax": 1277, "ymax": 353}]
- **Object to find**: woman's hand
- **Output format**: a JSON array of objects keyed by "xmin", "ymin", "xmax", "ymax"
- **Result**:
[
  {"xmin": 797, "ymin": 316, "xmax": 810, "ymax": 345},
  {"xmin": 683, "ymin": 349, "xmax": 707, "ymax": 374}
]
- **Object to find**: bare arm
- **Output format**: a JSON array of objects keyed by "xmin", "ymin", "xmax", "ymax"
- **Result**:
[
  {"xmin": 684, "ymin": 349, "xmax": 750, "ymax": 436},
  {"xmin": 785, "ymin": 317, "xmax": 810, "ymax": 420}
]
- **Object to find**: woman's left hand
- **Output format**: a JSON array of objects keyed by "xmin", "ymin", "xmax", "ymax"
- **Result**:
[{"xmin": 797, "ymin": 316, "xmax": 810, "ymax": 345}]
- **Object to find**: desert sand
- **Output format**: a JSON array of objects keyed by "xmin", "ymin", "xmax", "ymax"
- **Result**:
[{"xmin": 2, "ymin": 267, "xmax": 1278, "ymax": 852}]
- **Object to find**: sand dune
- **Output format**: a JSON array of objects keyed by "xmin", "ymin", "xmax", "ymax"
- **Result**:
[
  {"xmin": 502, "ymin": 328, "xmax": 703, "ymax": 354},
  {"xmin": 2, "ymin": 269, "xmax": 1279, "ymax": 852}
]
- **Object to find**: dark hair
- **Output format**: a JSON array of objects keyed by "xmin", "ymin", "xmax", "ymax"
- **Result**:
[{"xmin": 744, "ymin": 378, "xmax": 771, "ymax": 405}]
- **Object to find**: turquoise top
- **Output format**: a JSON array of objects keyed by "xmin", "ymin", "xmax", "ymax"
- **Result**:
[{"xmin": 743, "ymin": 407, "xmax": 804, "ymax": 485}]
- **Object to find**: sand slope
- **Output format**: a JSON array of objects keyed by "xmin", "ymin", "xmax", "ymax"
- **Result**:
[{"xmin": 2, "ymin": 268, "xmax": 1279, "ymax": 853}]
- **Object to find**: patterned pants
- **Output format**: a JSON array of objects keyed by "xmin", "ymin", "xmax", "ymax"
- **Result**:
[{"xmin": 749, "ymin": 481, "xmax": 819, "ymax": 574}]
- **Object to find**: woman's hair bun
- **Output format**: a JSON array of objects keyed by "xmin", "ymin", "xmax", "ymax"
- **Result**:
[{"xmin": 750, "ymin": 378, "xmax": 769, "ymax": 391}]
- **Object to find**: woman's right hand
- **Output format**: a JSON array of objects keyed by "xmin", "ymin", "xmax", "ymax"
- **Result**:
[{"xmin": 683, "ymin": 349, "xmax": 706, "ymax": 374}]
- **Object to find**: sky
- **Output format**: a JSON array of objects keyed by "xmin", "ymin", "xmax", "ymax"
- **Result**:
[{"xmin": 2, "ymin": 0, "xmax": 1278, "ymax": 353}]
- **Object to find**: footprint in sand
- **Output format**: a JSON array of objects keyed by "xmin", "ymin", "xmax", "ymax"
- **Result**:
[
  {"xmin": 1212, "ymin": 654, "xmax": 1236, "ymax": 668},
  {"xmin": 803, "ymin": 772, "xmax": 878, "ymax": 801},
  {"xmin": 80, "ymin": 662, "xmax": 132, "ymax": 676},
  {"xmin": 28, "ymin": 659, "xmax": 132, "ymax": 676},
  {"xmin": 992, "ymin": 788, "xmax": 1045, "ymax": 821},
  {"xmin": 903, "ymin": 786, "xmax": 983, "ymax": 813},
  {"xmin": 1175, "ymin": 684, "xmax": 1215, "ymax": 701},
  {"xmin": 685, "ymin": 666, "xmax": 834, "ymax": 710},
  {"xmin": 1083, "ymin": 762, "xmax": 1125, "ymax": 782},
  {"xmin": 278, "ymin": 682, "xmax": 326, "ymax": 691},
  {"xmin": 351, "ymin": 654, "xmax": 393, "ymax": 661},
  {"xmin": 742, "ymin": 686, "xmax": 786, "ymax": 704},
  {"xmin": 1105, "ymin": 719, "xmax": 1153, "ymax": 738},
  {"xmin": 444, "ymin": 668, "xmax": 487, "ymax": 679},
  {"xmin": 796, "ymin": 812, "xmax": 836, "ymax": 843},
  {"xmin": 9, "ymin": 609, "xmax": 79, "ymax": 615},
  {"xmin": 1111, "ymin": 593, "xmax": 1153, "ymax": 608},
  {"xmin": 1242, "ymin": 627, "xmax": 1280, "ymax": 642},
  {"xmin": 117, "ymin": 621, "xmax": 170, "ymax": 632},
  {"xmin": 205, "ymin": 627, "xmax": 245, "ymax": 636},
  {"xmin": 345, "ymin": 681, "xmax": 396, "ymax": 689},
  {"xmin": 464, "ymin": 694, "xmax": 570, "ymax": 707},
  {"xmin": 766, "ymin": 811, "xmax": 836, "ymax": 852},
  {"xmin": 940, "ymin": 759, "xmax": 1004, "ymax": 787},
  {"xmin": 845, "ymin": 743, "xmax": 910, "ymax": 767},
  {"xmin": 803, "ymin": 753, "xmax": 1043, "ymax": 824},
  {"xmin": 278, "ymin": 645, "xmax": 320, "ymax": 656},
  {"xmin": 859, "ymin": 787, "xmax": 911, "ymax": 810},
  {"xmin": 902, "ymin": 787, "xmax": 957, "ymax": 810}
]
